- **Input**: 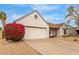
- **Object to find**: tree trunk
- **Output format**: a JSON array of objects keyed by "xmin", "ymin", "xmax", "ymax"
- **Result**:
[
  {"xmin": 2, "ymin": 31, "xmax": 5, "ymax": 39},
  {"xmin": 2, "ymin": 20, "xmax": 5, "ymax": 39}
]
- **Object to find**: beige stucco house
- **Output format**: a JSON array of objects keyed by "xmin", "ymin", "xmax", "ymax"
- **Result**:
[
  {"xmin": 14, "ymin": 10, "xmax": 77, "ymax": 39},
  {"xmin": 15, "ymin": 10, "xmax": 49, "ymax": 39}
]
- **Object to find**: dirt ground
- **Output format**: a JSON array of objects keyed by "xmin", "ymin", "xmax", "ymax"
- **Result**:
[
  {"xmin": 0, "ymin": 39, "xmax": 40, "ymax": 55},
  {"xmin": 0, "ymin": 31, "xmax": 40, "ymax": 55},
  {"xmin": 0, "ymin": 36, "xmax": 79, "ymax": 55}
]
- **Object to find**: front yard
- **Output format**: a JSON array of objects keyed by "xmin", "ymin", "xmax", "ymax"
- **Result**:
[
  {"xmin": 0, "ymin": 29, "xmax": 79, "ymax": 55},
  {"xmin": 0, "ymin": 39, "xmax": 39, "ymax": 55},
  {"xmin": 0, "ymin": 31, "xmax": 40, "ymax": 55}
]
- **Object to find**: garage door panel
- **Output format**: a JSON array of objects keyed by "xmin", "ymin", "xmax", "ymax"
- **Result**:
[{"xmin": 24, "ymin": 27, "xmax": 47, "ymax": 39}]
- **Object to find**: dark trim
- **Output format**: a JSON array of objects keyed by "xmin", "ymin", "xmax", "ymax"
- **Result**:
[{"xmin": 24, "ymin": 25, "xmax": 47, "ymax": 29}]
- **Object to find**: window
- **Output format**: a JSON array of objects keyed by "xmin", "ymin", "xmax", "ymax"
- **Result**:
[{"xmin": 34, "ymin": 15, "xmax": 38, "ymax": 19}]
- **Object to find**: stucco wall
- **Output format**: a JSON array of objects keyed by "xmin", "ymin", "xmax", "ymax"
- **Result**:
[
  {"xmin": 57, "ymin": 25, "xmax": 67, "ymax": 37},
  {"xmin": 67, "ymin": 28, "xmax": 77, "ymax": 36},
  {"xmin": 16, "ymin": 11, "xmax": 49, "ymax": 38},
  {"xmin": 16, "ymin": 12, "xmax": 48, "ymax": 28}
]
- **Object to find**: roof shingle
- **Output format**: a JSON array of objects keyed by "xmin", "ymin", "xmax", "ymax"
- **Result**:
[{"xmin": 48, "ymin": 23, "xmax": 63, "ymax": 28}]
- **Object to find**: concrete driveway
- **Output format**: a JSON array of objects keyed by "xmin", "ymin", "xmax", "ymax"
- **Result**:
[{"xmin": 25, "ymin": 37, "xmax": 79, "ymax": 55}]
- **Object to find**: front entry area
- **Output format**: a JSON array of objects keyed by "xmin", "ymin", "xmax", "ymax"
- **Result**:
[{"xmin": 49, "ymin": 28, "xmax": 58, "ymax": 37}]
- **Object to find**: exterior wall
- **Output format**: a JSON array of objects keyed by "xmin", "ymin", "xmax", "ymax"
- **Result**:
[
  {"xmin": 59, "ymin": 28, "xmax": 64, "ymax": 37},
  {"xmin": 59, "ymin": 28, "xmax": 71, "ymax": 37},
  {"xmin": 49, "ymin": 24, "xmax": 77, "ymax": 37},
  {"xmin": 46, "ymin": 26, "xmax": 49, "ymax": 38},
  {"xmin": 59, "ymin": 26, "xmax": 77, "ymax": 37},
  {"xmin": 16, "ymin": 12, "xmax": 48, "ymax": 28},
  {"xmin": 49, "ymin": 25, "xmax": 67, "ymax": 37},
  {"xmin": 49, "ymin": 24, "xmax": 69, "ymax": 37},
  {"xmin": 67, "ymin": 28, "xmax": 77, "ymax": 36},
  {"xmin": 16, "ymin": 11, "xmax": 49, "ymax": 39},
  {"xmin": 57, "ymin": 28, "xmax": 61, "ymax": 37},
  {"xmin": 57, "ymin": 28, "xmax": 67, "ymax": 37},
  {"xmin": 58, "ymin": 24, "xmax": 68, "ymax": 37}
]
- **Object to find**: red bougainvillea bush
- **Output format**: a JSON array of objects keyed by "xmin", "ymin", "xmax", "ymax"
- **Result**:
[{"xmin": 4, "ymin": 23, "xmax": 25, "ymax": 42}]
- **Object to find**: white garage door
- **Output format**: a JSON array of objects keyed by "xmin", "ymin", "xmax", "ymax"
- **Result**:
[{"xmin": 24, "ymin": 27, "xmax": 47, "ymax": 39}]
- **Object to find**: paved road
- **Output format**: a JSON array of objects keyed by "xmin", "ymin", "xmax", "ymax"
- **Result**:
[
  {"xmin": 0, "ymin": 39, "xmax": 39, "ymax": 55},
  {"xmin": 25, "ymin": 37, "xmax": 79, "ymax": 55}
]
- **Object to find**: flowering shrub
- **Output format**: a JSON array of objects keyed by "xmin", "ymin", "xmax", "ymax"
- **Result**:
[{"xmin": 4, "ymin": 23, "xmax": 25, "ymax": 42}]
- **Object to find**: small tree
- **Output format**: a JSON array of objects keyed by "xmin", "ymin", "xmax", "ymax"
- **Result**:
[
  {"xmin": 0, "ymin": 11, "xmax": 7, "ymax": 39},
  {"xmin": 65, "ymin": 6, "xmax": 79, "ymax": 29}
]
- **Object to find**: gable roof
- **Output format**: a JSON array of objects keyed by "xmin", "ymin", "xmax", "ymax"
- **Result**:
[
  {"xmin": 47, "ymin": 22, "xmax": 65, "ymax": 28},
  {"xmin": 47, "ymin": 22, "xmax": 76, "ymax": 29},
  {"xmin": 48, "ymin": 23, "xmax": 63, "ymax": 28},
  {"xmin": 66, "ymin": 25, "xmax": 77, "ymax": 29},
  {"xmin": 14, "ymin": 10, "xmax": 48, "ymax": 25}
]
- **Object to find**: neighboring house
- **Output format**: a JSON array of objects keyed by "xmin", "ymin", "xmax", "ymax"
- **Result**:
[
  {"xmin": 48, "ymin": 23, "xmax": 67, "ymax": 37},
  {"xmin": 14, "ymin": 10, "xmax": 77, "ymax": 39}
]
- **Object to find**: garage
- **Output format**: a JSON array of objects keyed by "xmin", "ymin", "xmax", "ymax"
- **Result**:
[{"xmin": 24, "ymin": 26, "xmax": 47, "ymax": 39}]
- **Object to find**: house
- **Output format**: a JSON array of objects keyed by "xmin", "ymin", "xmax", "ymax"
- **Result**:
[
  {"xmin": 48, "ymin": 23, "xmax": 67, "ymax": 37},
  {"xmin": 48, "ymin": 22, "xmax": 77, "ymax": 37},
  {"xmin": 14, "ymin": 10, "xmax": 77, "ymax": 39},
  {"xmin": 14, "ymin": 10, "xmax": 49, "ymax": 39}
]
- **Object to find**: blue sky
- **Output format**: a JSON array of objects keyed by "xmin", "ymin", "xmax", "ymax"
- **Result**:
[{"xmin": 0, "ymin": 4, "xmax": 79, "ymax": 27}]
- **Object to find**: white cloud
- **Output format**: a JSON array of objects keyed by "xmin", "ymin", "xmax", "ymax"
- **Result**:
[
  {"xmin": 43, "ymin": 14, "xmax": 65, "ymax": 24},
  {"xmin": 31, "ymin": 4, "xmax": 64, "ymax": 24},
  {"xmin": 11, "ymin": 13, "xmax": 23, "ymax": 20},
  {"xmin": 6, "ymin": 13, "xmax": 23, "ymax": 23},
  {"xmin": 31, "ymin": 4, "xmax": 60, "ymax": 13}
]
